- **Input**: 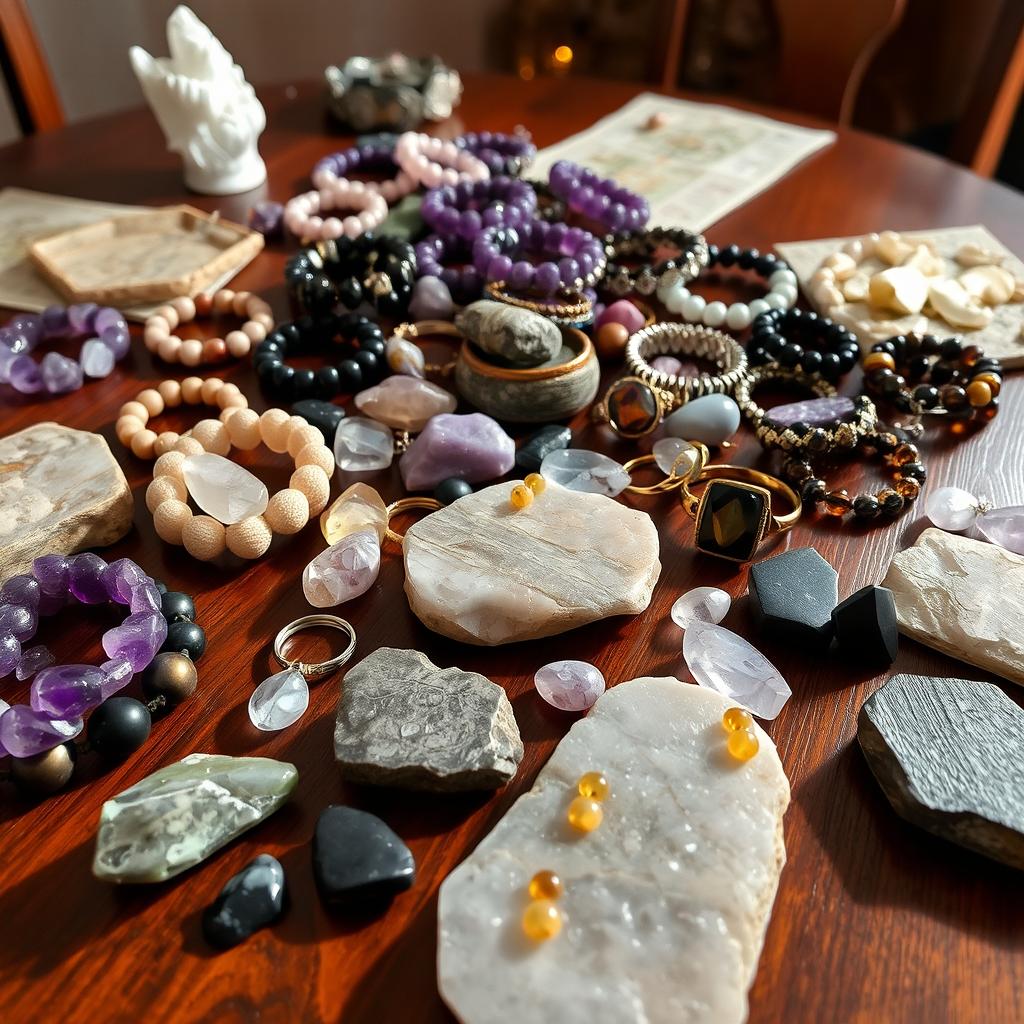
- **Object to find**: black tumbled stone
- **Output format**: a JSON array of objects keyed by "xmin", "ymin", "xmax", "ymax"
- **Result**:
[
  {"xmin": 202, "ymin": 854, "xmax": 286, "ymax": 950},
  {"xmin": 292, "ymin": 399, "xmax": 345, "ymax": 443},
  {"xmin": 831, "ymin": 584, "xmax": 898, "ymax": 666},
  {"xmin": 313, "ymin": 806, "xmax": 415, "ymax": 911},
  {"xmin": 515, "ymin": 424, "xmax": 572, "ymax": 473},
  {"xmin": 747, "ymin": 546, "xmax": 838, "ymax": 648}
]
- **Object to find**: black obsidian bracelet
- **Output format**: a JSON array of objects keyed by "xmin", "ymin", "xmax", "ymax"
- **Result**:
[
  {"xmin": 602, "ymin": 227, "xmax": 709, "ymax": 297},
  {"xmin": 254, "ymin": 313, "xmax": 386, "ymax": 402},
  {"xmin": 747, "ymin": 308, "xmax": 861, "ymax": 383},
  {"xmin": 285, "ymin": 233, "xmax": 417, "ymax": 319}
]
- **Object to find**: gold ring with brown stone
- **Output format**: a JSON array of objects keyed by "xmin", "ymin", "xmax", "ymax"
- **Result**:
[{"xmin": 593, "ymin": 375, "xmax": 678, "ymax": 438}]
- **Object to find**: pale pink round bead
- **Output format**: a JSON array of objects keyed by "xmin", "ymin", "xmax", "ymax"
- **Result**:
[
  {"xmin": 180, "ymin": 339, "xmax": 204, "ymax": 366},
  {"xmin": 225, "ymin": 330, "xmax": 251, "ymax": 357}
]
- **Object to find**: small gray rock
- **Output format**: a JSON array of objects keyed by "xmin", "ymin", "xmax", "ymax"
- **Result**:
[
  {"xmin": 334, "ymin": 647, "xmax": 523, "ymax": 791},
  {"xmin": 455, "ymin": 300, "xmax": 561, "ymax": 367},
  {"xmin": 859, "ymin": 673, "xmax": 1024, "ymax": 868}
]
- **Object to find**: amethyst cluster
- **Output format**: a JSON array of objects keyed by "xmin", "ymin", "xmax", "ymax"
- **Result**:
[
  {"xmin": 0, "ymin": 303, "xmax": 129, "ymax": 396},
  {"xmin": 0, "ymin": 553, "xmax": 166, "ymax": 758}
]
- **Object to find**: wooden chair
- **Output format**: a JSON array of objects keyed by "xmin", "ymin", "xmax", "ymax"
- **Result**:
[{"xmin": 0, "ymin": 0, "xmax": 63, "ymax": 133}]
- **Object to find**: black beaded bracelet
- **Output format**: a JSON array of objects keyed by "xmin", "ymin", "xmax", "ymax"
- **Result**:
[
  {"xmin": 747, "ymin": 308, "xmax": 861, "ymax": 382},
  {"xmin": 254, "ymin": 313, "xmax": 386, "ymax": 402},
  {"xmin": 285, "ymin": 233, "xmax": 417, "ymax": 319},
  {"xmin": 601, "ymin": 227, "xmax": 709, "ymax": 297}
]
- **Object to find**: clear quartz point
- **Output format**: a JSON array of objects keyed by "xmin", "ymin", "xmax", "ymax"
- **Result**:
[
  {"xmin": 671, "ymin": 587, "xmax": 731, "ymax": 630},
  {"xmin": 248, "ymin": 669, "xmax": 309, "ymax": 731},
  {"xmin": 974, "ymin": 505, "xmax": 1024, "ymax": 555}
]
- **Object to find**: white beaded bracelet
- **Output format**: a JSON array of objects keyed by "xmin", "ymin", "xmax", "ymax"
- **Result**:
[
  {"xmin": 283, "ymin": 180, "xmax": 389, "ymax": 242},
  {"xmin": 394, "ymin": 131, "xmax": 490, "ymax": 189}
]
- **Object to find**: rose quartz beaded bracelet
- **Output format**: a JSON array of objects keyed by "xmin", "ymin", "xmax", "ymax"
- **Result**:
[
  {"xmin": 394, "ymin": 131, "xmax": 490, "ymax": 188},
  {"xmin": 147, "ymin": 408, "xmax": 334, "ymax": 562},
  {"xmin": 115, "ymin": 377, "xmax": 249, "ymax": 459},
  {"xmin": 143, "ymin": 290, "xmax": 274, "ymax": 367},
  {"xmin": 283, "ymin": 179, "xmax": 390, "ymax": 242}
]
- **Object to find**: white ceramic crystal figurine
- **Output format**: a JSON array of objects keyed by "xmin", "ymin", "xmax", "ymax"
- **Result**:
[{"xmin": 129, "ymin": 5, "xmax": 266, "ymax": 195}]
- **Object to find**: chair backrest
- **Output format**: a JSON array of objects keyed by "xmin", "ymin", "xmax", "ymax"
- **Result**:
[{"xmin": 0, "ymin": 0, "xmax": 63, "ymax": 133}]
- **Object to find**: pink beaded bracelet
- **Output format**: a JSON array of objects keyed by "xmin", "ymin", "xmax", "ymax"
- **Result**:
[
  {"xmin": 394, "ymin": 131, "xmax": 490, "ymax": 189},
  {"xmin": 310, "ymin": 164, "xmax": 417, "ymax": 205},
  {"xmin": 283, "ymin": 180, "xmax": 389, "ymax": 242},
  {"xmin": 143, "ymin": 290, "xmax": 274, "ymax": 367}
]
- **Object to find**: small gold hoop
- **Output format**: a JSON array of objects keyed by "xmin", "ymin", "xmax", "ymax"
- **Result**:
[
  {"xmin": 622, "ymin": 441, "xmax": 709, "ymax": 494},
  {"xmin": 385, "ymin": 497, "xmax": 443, "ymax": 546},
  {"xmin": 272, "ymin": 614, "xmax": 357, "ymax": 679}
]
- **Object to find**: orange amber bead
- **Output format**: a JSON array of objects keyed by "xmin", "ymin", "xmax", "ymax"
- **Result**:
[
  {"xmin": 727, "ymin": 727, "xmax": 760, "ymax": 761},
  {"xmin": 525, "ymin": 472, "xmax": 546, "ymax": 495},
  {"xmin": 529, "ymin": 870, "xmax": 564, "ymax": 900},
  {"xmin": 567, "ymin": 795, "xmax": 604, "ymax": 832},
  {"xmin": 578, "ymin": 771, "xmax": 610, "ymax": 801},
  {"xmin": 510, "ymin": 484, "xmax": 534, "ymax": 510},
  {"xmin": 974, "ymin": 371, "xmax": 1001, "ymax": 396},
  {"xmin": 823, "ymin": 489, "xmax": 851, "ymax": 516},
  {"xmin": 895, "ymin": 477, "xmax": 921, "ymax": 500},
  {"xmin": 863, "ymin": 352, "xmax": 896, "ymax": 373},
  {"xmin": 522, "ymin": 899, "xmax": 563, "ymax": 941},
  {"xmin": 966, "ymin": 380, "xmax": 993, "ymax": 407},
  {"xmin": 722, "ymin": 707, "xmax": 754, "ymax": 733},
  {"xmin": 888, "ymin": 442, "xmax": 919, "ymax": 466}
]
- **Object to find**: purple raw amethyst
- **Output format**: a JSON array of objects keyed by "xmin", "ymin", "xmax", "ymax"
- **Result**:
[
  {"xmin": 249, "ymin": 199, "xmax": 284, "ymax": 237},
  {"xmin": 8, "ymin": 354, "xmax": 43, "ymax": 393},
  {"xmin": 101, "ymin": 611, "xmax": 167, "ymax": 672},
  {"xmin": 770, "ymin": 396, "xmax": 855, "ymax": 427},
  {"xmin": 399, "ymin": 412, "xmax": 516, "ymax": 491},
  {"xmin": 67, "ymin": 303, "xmax": 98, "ymax": 334},
  {"xmin": 93, "ymin": 307, "xmax": 124, "ymax": 335},
  {"xmin": 1, "ymin": 574, "xmax": 41, "ymax": 611},
  {"xmin": 80, "ymin": 338, "xmax": 115, "ymax": 378},
  {"xmin": 129, "ymin": 580, "xmax": 162, "ymax": 615},
  {"xmin": 30, "ymin": 663, "xmax": 106, "ymax": 718},
  {"xmin": 100, "ymin": 322, "xmax": 131, "ymax": 360},
  {"xmin": 41, "ymin": 351, "xmax": 84, "ymax": 394},
  {"xmin": 99, "ymin": 656, "xmax": 134, "ymax": 698},
  {"xmin": 33, "ymin": 553, "xmax": 70, "ymax": 595},
  {"xmin": 0, "ymin": 325, "xmax": 31, "ymax": 354},
  {"xmin": 0, "ymin": 604, "xmax": 36, "ymax": 642},
  {"xmin": 0, "ymin": 705, "xmax": 82, "ymax": 758},
  {"xmin": 8, "ymin": 313, "xmax": 42, "ymax": 346},
  {"xmin": 16, "ymin": 644, "xmax": 55, "ymax": 681},
  {"xmin": 40, "ymin": 304, "xmax": 69, "ymax": 336},
  {"xmin": 68, "ymin": 552, "xmax": 110, "ymax": 604},
  {"xmin": 0, "ymin": 344, "xmax": 19, "ymax": 383},
  {"xmin": 101, "ymin": 558, "xmax": 147, "ymax": 604},
  {"xmin": 0, "ymin": 634, "xmax": 21, "ymax": 677}
]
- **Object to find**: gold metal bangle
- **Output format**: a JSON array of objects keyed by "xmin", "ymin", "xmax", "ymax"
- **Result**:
[
  {"xmin": 457, "ymin": 330, "xmax": 593, "ymax": 382},
  {"xmin": 622, "ymin": 441, "xmax": 709, "ymax": 494},
  {"xmin": 484, "ymin": 280, "xmax": 593, "ymax": 319},
  {"xmin": 385, "ymin": 497, "xmax": 442, "ymax": 546}
]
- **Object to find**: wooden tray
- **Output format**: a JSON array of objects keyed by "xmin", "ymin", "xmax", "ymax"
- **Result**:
[{"xmin": 27, "ymin": 204, "xmax": 264, "ymax": 305}]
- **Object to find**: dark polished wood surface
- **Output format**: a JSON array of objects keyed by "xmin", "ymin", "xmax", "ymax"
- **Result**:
[{"xmin": 1, "ymin": 72, "xmax": 1022, "ymax": 1024}]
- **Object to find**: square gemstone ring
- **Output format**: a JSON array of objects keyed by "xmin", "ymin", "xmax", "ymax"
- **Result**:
[{"xmin": 694, "ymin": 479, "xmax": 772, "ymax": 562}]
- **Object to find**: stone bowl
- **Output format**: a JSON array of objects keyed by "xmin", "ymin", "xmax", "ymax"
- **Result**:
[{"xmin": 454, "ymin": 326, "xmax": 599, "ymax": 423}]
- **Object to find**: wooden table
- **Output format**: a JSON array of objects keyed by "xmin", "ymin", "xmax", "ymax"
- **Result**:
[{"xmin": 1, "ymin": 72, "xmax": 1022, "ymax": 1024}]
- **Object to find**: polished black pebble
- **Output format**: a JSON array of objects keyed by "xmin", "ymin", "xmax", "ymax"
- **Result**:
[
  {"xmin": 291, "ymin": 399, "xmax": 345, "ymax": 443},
  {"xmin": 202, "ymin": 854, "xmax": 286, "ymax": 949},
  {"xmin": 434, "ymin": 478, "xmax": 473, "ymax": 505},
  {"xmin": 831, "ymin": 584, "xmax": 898, "ymax": 665},
  {"xmin": 747, "ymin": 546, "xmax": 838, "ymax": 648},
  {"xmin": 515, "ymin": 424, "xmax": 572, "ymax": 472},
  {"xmin": 160, "ymin": 591, "xmax": 195, "ymax": 623},
  {"xmin": 313, "ymin": 805, "xmax": 415, "ymax": 910},
  {"xmin": 88, "ymin": 697, "xmax": 152, "ymax": 759},
  {"xmin": 161, "ymin": 620, "xmax": 206, "ymax": 661}
]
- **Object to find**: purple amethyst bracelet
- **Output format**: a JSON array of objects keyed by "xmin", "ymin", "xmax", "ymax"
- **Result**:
[
  {"xmin": 548, "ymin": 159, "xmax": 650, "ymax": 233},
  {"xmin": 414, "ymin": 235, "xmax": 485, "ymax": 303},
  {"xmin": 456, "ymin": 130, "xmax": 536, "ymax": 176},
  {"xmin": 0, "ymin": 303, "xmax": 129, "ymax": 396},
  {"xmin": 310, "ymin": 140, "xmax": 416, "ymax": 205},
  {"xmin": 420, "ymin": 176, "xmax": 537, "ymax": 237}
]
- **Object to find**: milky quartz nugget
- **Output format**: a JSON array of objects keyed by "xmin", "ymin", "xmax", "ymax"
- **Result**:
[
  {"xmin": 540, "ymin": 449, "xmax": 631, "ymax": 497},
  {"xmin": 671, "ymin": 586, "xmax": 731, "ymax": 629},
  {"xmin": 302, "ymin": 530, "xmax": 381, "ymax": 607},
  {"xmin": 249, "ymin": 669, "xmax": 309, "ymax": 731},
  {"xmin": 183, "ymin": 453, "xmax": 269, "ymax": 525},
  {"xmin": 924, "ymin": 485, "xmax": 981, "ymax": 532},
  {"xmin": 534, "ymin": 661, "xmax": 606, "ymax": 711},
  {"xmin": 354, "ymin": 375, "xmax": 457, "ymax": 432},
  {"xmin": 334, "ymin": 416, "xmax": 395, "ymax": 472}
]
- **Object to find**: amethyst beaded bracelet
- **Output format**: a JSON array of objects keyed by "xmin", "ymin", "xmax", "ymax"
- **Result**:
[
  {"xmin": 471, "ymin": 220, "xmax": 607, "ymax": 296},
  {"xmin": 420, "ymin": 176, "xmax": 537, "ymax": 237},
  {"xmin": 0, "ymin": 303, "xmax": 129, "ymax": 395},
  {"xmin": 414, "ymin": 235, "xmax": 485, "ymax": 303},
  {"xmin": 456, "ymin": 130, "xmax": 536, "ymax": 176},
  {"xmin": 548, "ymin": 159, "xmax": 650, "ymax": 233}
]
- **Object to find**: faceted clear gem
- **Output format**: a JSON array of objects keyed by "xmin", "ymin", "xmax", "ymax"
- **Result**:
[
  {"xmin": 399, "ymin": 413, "xmax": 516, "ymax": 491},
  {"xmin": 534, "ymin": 660, "xmax": 606, "ymax": 711},
  {"xmin": 321, "ymin": 482, "xmax": 389, "ymax": 544},
  {"xmin": 31, "ymin": 663, "xmax": 106, "ymax": 718},
  {"xmin": 80, "ymin": 337, "xmax": 115, "ymax": 378},
  {"xmin": 249, "ymin": 669, "xmax": 309, "ymax": 731},
  {"xmin": 671, "ymin": 587, "xmax": 731, "ymax": 630},
  {"xmin": 652, "ymin": 437, "xmax": 697, "ymax": 478},
  {"xmin": 16, "ymin": 644, "xmax": 55, "ymax": 681},
  {"xmin": 925, "ymin": 485, "xmax": 980, "ymax": 532},
  {"xmin": 0, "ymin": 705, "xmax": 83, "ymax": 758},
  {"xmin": 333, "ymin": 416, "xmax": 394, "ymax": 472},
  {"xmin": 974, "ymin": 505, "xmax": 1024, "ymax": 555},
  {"xmin": 663, "ymin": 394, "xmax": 741, "ymax": 446},
  {"xmin": 183, "ymin": 453, "xmax": 269, "ymax": 524},
  {"xmin": 770, "ymin": 396, "xmax": 855, "ymax": 427},
  {"xmin": 302, "ymin": 530, "xmax": 381, "ymax": 607},
  {"xmin": 540, "ymin": 448, "xmax": 631, "ymax": 497},
  {"xmin": 101, "ymin": 611, "xmax": 168, "ymax": 671},
  {"xmin": 354, "ymin": 375, "xmax": 457, "ymax": 432},
  {"xmin": 683, "ymin": 620, "xmax": 791, "ymax": 719},
  {"xmin": 92, "ymin": 753, "xmax": 299, "ymax": 883},
  {"xmin": 385, "ymin": 335, "xmax": 426, "ymax": 377},
  {"xmin": 40, "ymin": 351, "xmax": 84, "ymax": 393}
]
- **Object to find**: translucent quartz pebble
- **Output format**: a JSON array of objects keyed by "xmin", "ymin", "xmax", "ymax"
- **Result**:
[
  {"xmin": 15, "ymin": 643, "xmax": 55, "ymax": 681},
  {"xmin": 652, "ymin": 437, "xmax": 697, "ymax": 478},
  {"xmin": 650, "ymin": 355, "xmax": 683, "ymax": 376},
  {"xmin": 354, "ymin": 375, "xmax": 457, "ymax": 432},
  {"xmin": 671, "ymin": 586, "xmax": 731, "ymax": 630},
  {"xmin": 80, "ymin": 337, "xmax": 115, "ymax": 378},
  {"xmin": 925, "ymin": 485, "xmax": 980, "ymax": 532},
  {"xmin": 321, "ymin": 482, "xmax": 389, "ymax": 544},
  {"xmin": 0, "ymin": 705, "xmax": 82, "ymax": 758},
  {"xmin": 249, "ymin": 669, "xmax": 309, "ymax": 731},
  {"xmin": 31, "ymin": 663, "xmax": 106, "ymax": 718},
  {"xmin": 540, "ymin": 449, "xmax": 631, "ymax": 497},
  {"xmin": 302, "ymin": 530, "xmax": 381, "ymax": 607},
  {"xmin": 769, "ymin": 396, "xmax": 855, "ymax": 427},
  {"xmin": 534, "ymin": 660, "xmax": 606, "ymax": 711},
  {"xmin": 385, "ymin": 335, "xmax": 426, "ymax": 377},
  {"xmin": 974, "ymin": 505, "xmax": 1024, "ymax": 555},
  {"xmin": 683, "ymin": 620, "xmax": 791, "ymax": 720},
  {"xmin": 183, "ymin": 453, "xmax": 269, "ymax": 525},
  {"xmin": 663, "ymin": 393, "xmax": 741, "ymax": 446},
  {"xmin": 333, "ymin": 416, "xmax": 395, "ymax": 472}
]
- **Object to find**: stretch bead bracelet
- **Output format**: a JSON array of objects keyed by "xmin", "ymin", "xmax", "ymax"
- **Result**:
[
  {"xmin": 311, "ymin": 141, "xmax": 417, "ymax": 202},
  {"xmin": 420, "ymin": 176, "xmax": 537, "ymax": 236},
  {"xmin": 472, "ymin": 220, "xmax": 607, "ymax": 296},
  {"xmin": 143, "ymin": 291, "xmax": 274, "ymax": 366},
  {"xmin": 861, "ymin": 333, "xmax": 1002, "ymax": 423},
  {"xmin": 394, "ymin": 130, "xmax": 490, "ymax": 188},
  {"xmin": 283, "ymin": 180, "xmax": 388, "ymax": 241},
  {"xmin": 603, "ymin": 227, "xmax": 709, "ymax": 297},
  {"xmin": 0, "ymin": 304, "xmax": 129, "ymax": 395},
  {"xmin": 149, "ymin": 407, "xmax": 334, "ymax": 561},
  {"xmin": 456, "ymin": 131, "xmax": 536, "ymax": 176},
  {"xmin": 659, "ymin": 245, "xmax": 796, "ymax": 331},
  {"xmin": 747, "ymin": 307, "xmax": 860, "ymax": 382},
  {"xmin": 115, "ymin": 377, "xmax": 249, "ymax": 459},
  {"xmin": 548, "ymin": 159, "xmax": 650, "ymax": 233},
  {"xmin": 414, "ymin": 234, "xmax": 484, "ymax": 302}
]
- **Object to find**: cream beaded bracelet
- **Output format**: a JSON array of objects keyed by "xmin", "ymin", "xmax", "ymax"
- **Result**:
[
  {"xmin": 143, "ymin": 290, "xmax": 275, "ymax": 367},
  {"xmin": 148, "ymin": 407, "xmax": 334, "ymax": 561},
  {"xmin": 283, "ymin": 180, "xmax": 389, "ymax": 241},
  {"xmin": 115, "ymin": 377, "xmax": 249, "ymax": 459}
]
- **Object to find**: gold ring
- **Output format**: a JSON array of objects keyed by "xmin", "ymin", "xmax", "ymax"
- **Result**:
[
  {"xmin": 391, "ymin": 320, "xmax": 461, "ymax": 375},
  {"xmin": 622, "ymin": 441, "xmax": 709, "ymax": 494},
  {"xmin": 273, "ymin": 614, "xmax": 357, "ymax": 679},
  {"xmin": 385, "ymin": 497, "xmax": 442, "ymax": 546}
]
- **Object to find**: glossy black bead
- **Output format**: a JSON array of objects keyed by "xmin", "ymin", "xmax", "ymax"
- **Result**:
[
  {"xmin": 160, "ymin": 591, "xmax": 194, "ymax": 623},
  {"xmin": 760, "ymin": 332, "xmax": 784, "ymax": 356},
  {"xmin": 973, "ymin": 358, "xmax": 1002, "ymax": 375},
  {"xmin": 938, "ymin": 337, "xmax": 962, "ymax": 359},
  {"xmin": 737, "ymin": 247, "xmax": 759, "ymax": 270},
  {"xmin": 271, "ymin": 363, "xmax": 296, "ymax": 396},
  {"xmin": 154, "ymin": 579, "xmax": 168, "ymax": 595},
  {"xmin": 748, "ymin": 346, "xmax": 771, "ymax": 366},
  {"xmin": 336, "ymin": 278, "xmax": 363, "ymax": 309},
  {"xmin": 788, "ymin": 421, "xmax": 811, "ymax": 436},
  {"xmin": 358, "ymin": 336, "xmax": 386, "ymax": 359},
  {"xmin": 912, "ymin": 384, "xmax": 939, "ymax": 408},
  {"xmin": 754, "ymin": 253, "xmax": 779, "ymax": 276},
  {"xmin": 88, "ymin": 697, "xmax": 152, "ymax": 759},
  {"xmin": 853, "ymin": 494, "xmax": 881, "ymax": 519},
  {"xmin": 906, "ymin": 355, "xmax": 931, "ymax": 381},
  {"xmin": 291, "ymin": 368, "xmax": 317, "ymax": 400},
  {"xmin": 880, "ymin": 373, "xmax": 905, "ymax": 396},
  {"xmin": 279, "ymin": 322, "xmax": 302, "ymax": 345},
  {"xmin": 337, "ymin": 359, "xmax": 364, "ymax": 392},
  {"xmin": 800, "ymin": 349, "xmax": 823, "ymax": 374},
  {"xmin": 880, "ymin": 491, "xmax": 904, "ymax": 515},
  {"xmin": 836, "ymin": 349, "xmax": 857, "ymax": 373},
  {"xmin": 819, "ymin": 352, "xmax": 842, "ymax": 380},
  {"xmin": 718, "ymin": 243, "xmax": 741, "ymax": 267},
  {"xmin": 899, "ymin": 462, "xmax": 927, "ymax": 482},
  {"xmin": 434, "ymin": 478, "xmax": 473, "ymax": 505},
  {"xmin": 778, "ymin": 343, "xmax": 803, "ymax": 367},
  {"xmin": 873, "ymin": 340, "xmax": 897, "ymax": 356},
  {"xmin": 162, "ymin": 620, "xmax": 207, "ymax": 661},
  {"xmin": 300, "ymin": 273, "xmax": 337, "ymax": 316},
  {"xmin": 316, "ymin": 365, "xmax": 341, "ymax": 398},
  {"xmin": 920, "ymin": 333, "xmax": 940, "ymax": 354},
  {"xmin": 353, "ymin": 349, "xmax": 381, "ymax": 381}
]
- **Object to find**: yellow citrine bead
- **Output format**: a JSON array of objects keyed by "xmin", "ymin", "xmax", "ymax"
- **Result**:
[
  {"xmin": 522, "ymin": 898, "xmax": 563, "ymax": 941},
  {"xmin": 510, "ymin": 483, "xmax": 534, "ymax": 510},
  {"xmin": 727, "ymin": 727, "xmax": 760, "ymax": 762},
  {"xmin": 567, "ymin": 795, "xmax": 604, "ymax": 832},
  {"xmin": 577, "ymin": 771, "xmax": 610, "ymax": 801},
  {"xmin": 528, "ymin": 869, "xmax": 564, "ymax": 900},
  {"xmin": 525, "ymin": 472, "xmax": 547, "ymax": 495},
  {"xmin": 722, "ymin": 707, "xmax": 754, "ymax": 733}
]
